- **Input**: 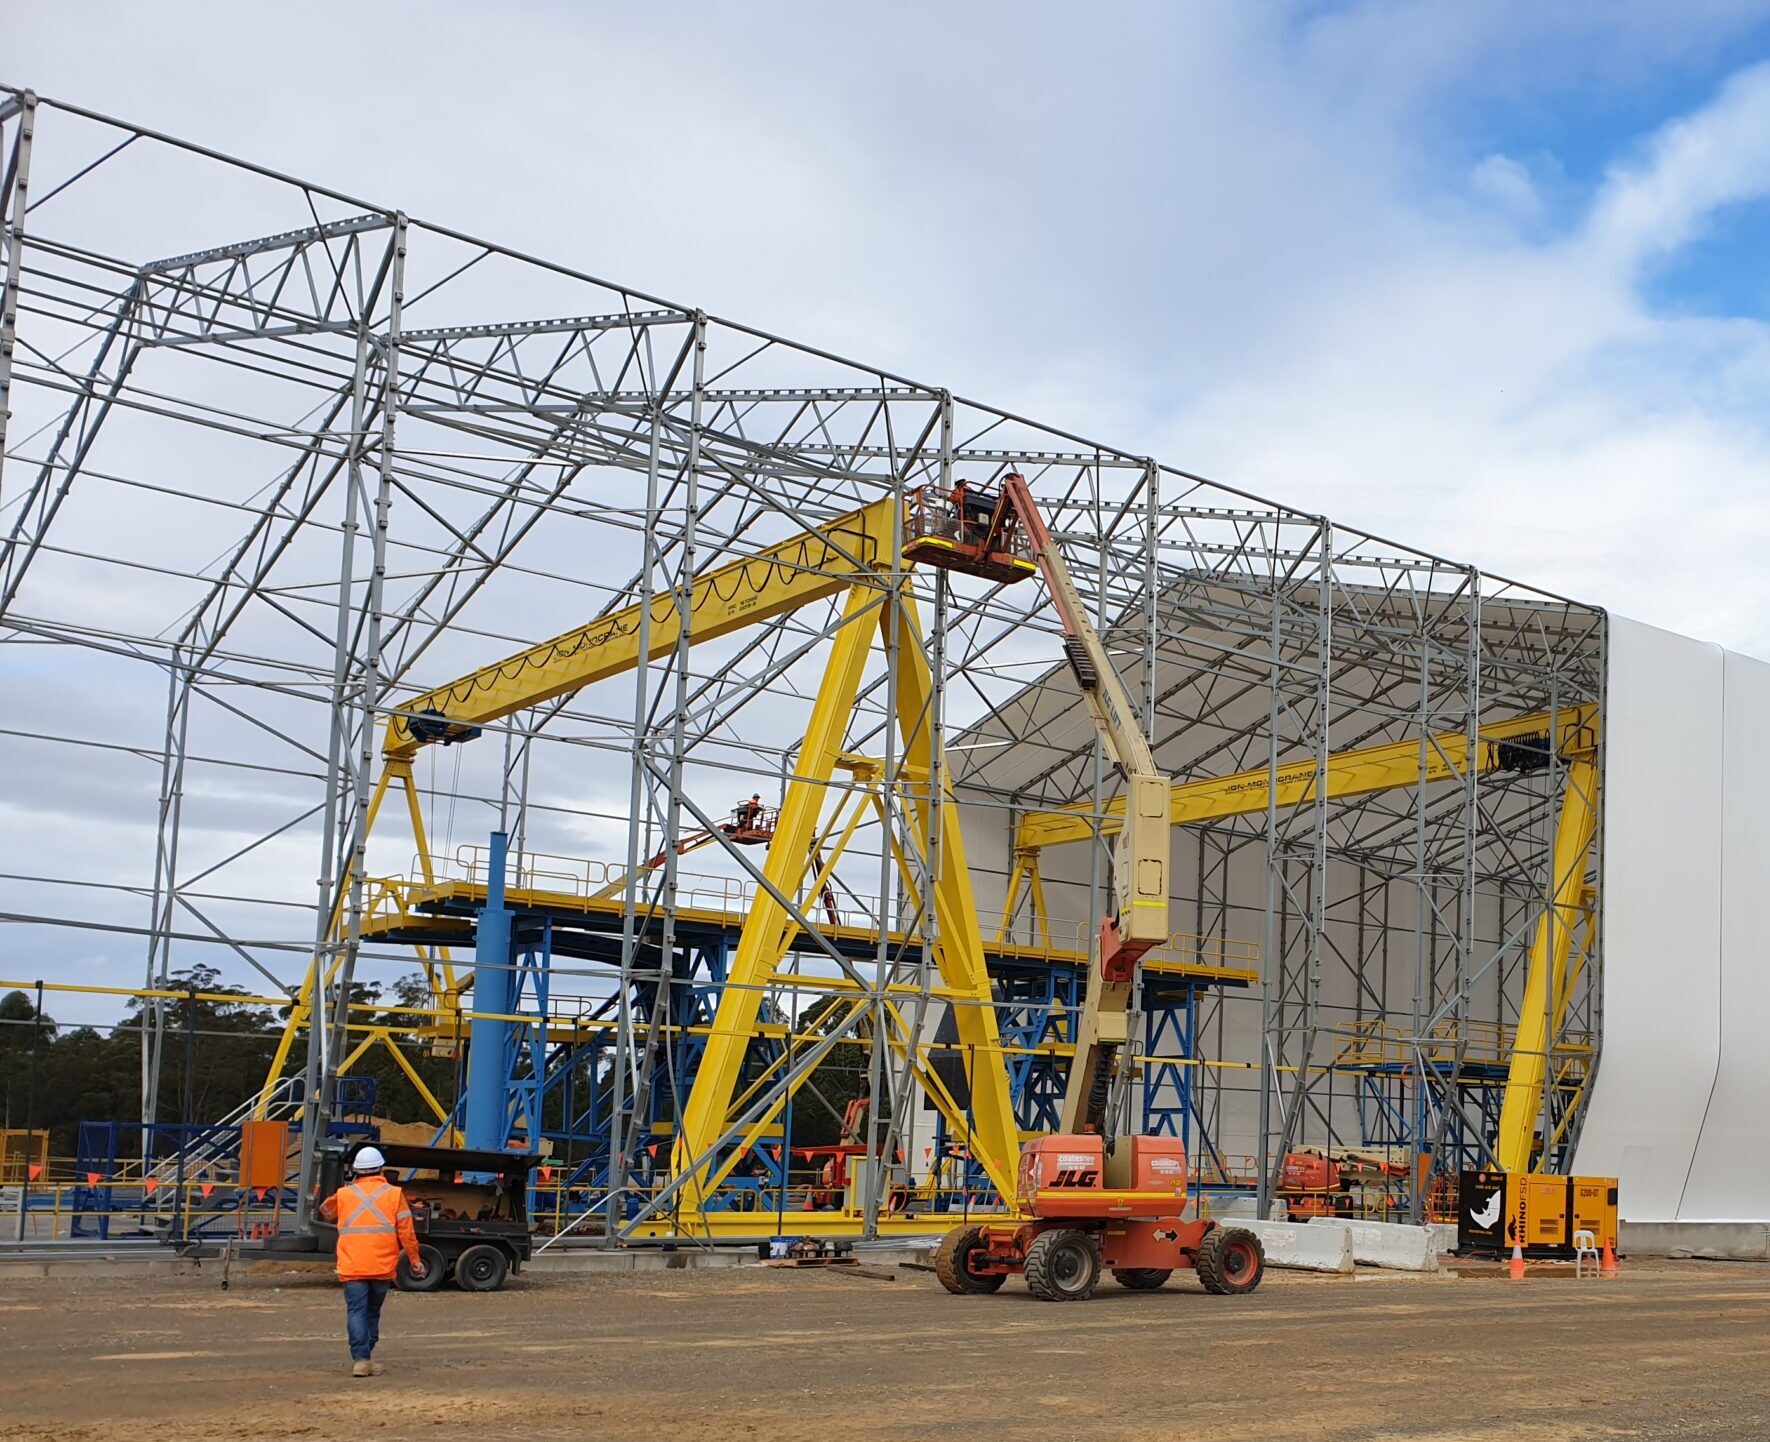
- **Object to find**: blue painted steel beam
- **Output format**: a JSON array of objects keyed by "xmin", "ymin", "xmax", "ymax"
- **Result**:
[{"xmin": 463, "ymin": 830, "xmax": 514, "ymax": 1150}]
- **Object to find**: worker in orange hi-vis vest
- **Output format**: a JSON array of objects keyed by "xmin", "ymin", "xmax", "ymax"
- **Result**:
[{"xmin": 318, "ymin": 1146, "xmax": 424, "ymax": 1377}]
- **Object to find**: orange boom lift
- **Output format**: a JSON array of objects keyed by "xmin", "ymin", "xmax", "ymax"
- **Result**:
[{"xmin": 908, "ymin": 475, "xmax": 1266, "ymax": 1302}]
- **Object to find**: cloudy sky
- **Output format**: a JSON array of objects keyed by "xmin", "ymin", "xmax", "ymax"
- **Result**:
[
  {"xmin": 15, "ymin": 0, "xmax": 1770, "ymax": 650},
  {"xmin": 10, "ymin": 3, "xmax": 1770, "ymax": 1027}
]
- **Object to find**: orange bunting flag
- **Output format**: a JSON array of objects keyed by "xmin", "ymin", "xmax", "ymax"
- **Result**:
[
  {"xmin": 143, "ymin": 1177, "xmax": 159, "ymax": 1195},
  {"xmin": 86, "ymin": 1171, "xmax": 102, "ymax": 1186},
  {"xmin": 200, "ymin": 1182, "xmax": 215, "ymax": 1200},
  {"xmin": 538, "ymin": 1166, "xmax": 553, "ymax": 1183},
  {"xmin": 253, "ymin": 1187, "xmax": 267, "ymax": 1202},
  {"xmin": 27, "ymin": 1164, "xmax": 42, "ymax": 1182}
]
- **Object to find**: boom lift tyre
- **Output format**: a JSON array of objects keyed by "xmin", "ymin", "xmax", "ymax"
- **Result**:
[
  {"xmin": 1024, "ymin": 1229, "xmax": 1103, "ymax": 1302},
  {"xmin": 1112, "ymin": 1267, "xmax": 1171, "ymax": 1290},
  {"xmin": 933, "ymin": 1225, "xmax": 1007, "ymax": 1294},
  {"xmin": 1196, "ymin": 1227, "xmax": 1265, "ymax": 1296}
]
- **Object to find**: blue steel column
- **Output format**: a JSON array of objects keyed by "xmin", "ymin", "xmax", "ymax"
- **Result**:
[{"xmin": 465, "ymin": 830, "xmax": 514, "ymax": 1149}]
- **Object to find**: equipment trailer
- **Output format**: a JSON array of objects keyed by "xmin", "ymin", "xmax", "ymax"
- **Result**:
[
  {"xmin": 315, "ymin": 1140, "xmax": 537, "ymax": 1292},
  {"xmin": 910, "ymin": 475, "xmax": 1266, "ymax": 1303}
]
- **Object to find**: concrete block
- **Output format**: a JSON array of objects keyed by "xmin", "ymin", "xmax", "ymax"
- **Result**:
[
  {"xmin": 1235, "ymin": 1218, "xmax": 1353, "ymax": 1273},
  {"xmin": 1620, "ymin": 1221, "xmax": 1770, "ymax": 1261},
  {"xmin": 1427, "ymin": 1223, "xmax": 1458, "ymax": 1255},
  {"xmin": 1206, "ymin": 1196, "xmax": 1289, "ymax": 1222},
  {"xmin": 1307, "ymin": 1217, "xmax": 1440, "ymax": 1271}
]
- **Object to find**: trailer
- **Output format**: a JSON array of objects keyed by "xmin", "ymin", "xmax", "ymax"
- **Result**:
[{"xmin": 315, "ymin": 1140, "xmax": 538, "ymax": 1292}]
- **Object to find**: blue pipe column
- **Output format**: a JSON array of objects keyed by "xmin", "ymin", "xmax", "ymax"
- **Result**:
[{"xmin": 464, "ymin": 830, "xmax": 514, "ymax": 1150}]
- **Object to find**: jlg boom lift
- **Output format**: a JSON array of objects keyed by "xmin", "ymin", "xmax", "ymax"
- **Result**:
[{"xmin": 907, "ymin": 475, "xmax": 1265, "ymax": 1302}]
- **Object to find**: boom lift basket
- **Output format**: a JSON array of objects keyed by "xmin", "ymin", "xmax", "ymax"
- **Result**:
[{"xmin": 902, "ymin": 485, "xmax": 1038, "ymax": 583}]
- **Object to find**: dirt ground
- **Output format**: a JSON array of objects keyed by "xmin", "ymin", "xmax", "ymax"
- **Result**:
[{"xmin": 2, "ymin": 1255, "xmax": 1767, "ymax": 1441}]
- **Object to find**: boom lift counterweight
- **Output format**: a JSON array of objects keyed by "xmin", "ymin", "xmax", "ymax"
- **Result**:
[{"xmin": 910, "ymin": 474, "xmax": 1264, "ymax": 1302}]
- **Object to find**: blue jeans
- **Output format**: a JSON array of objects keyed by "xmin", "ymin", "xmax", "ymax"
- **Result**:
[{"xmin": 343, "ymin": 1280, "xmax": 390, "ymax": 1362}]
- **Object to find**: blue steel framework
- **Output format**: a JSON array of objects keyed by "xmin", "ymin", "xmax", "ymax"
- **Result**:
[{"xmin": 425, "ymin": 859, "xmax": 1238, "ymax": 1220}]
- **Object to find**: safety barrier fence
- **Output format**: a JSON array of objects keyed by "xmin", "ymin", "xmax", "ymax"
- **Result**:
[{"xmin": 3, "ymin": 1175, "xmax": 293, "ymax": 1243}]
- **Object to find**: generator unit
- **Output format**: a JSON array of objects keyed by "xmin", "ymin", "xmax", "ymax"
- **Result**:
[{"xmin": 1456, "ymin": 1170, "xmax": 1618, "ymax": 1258}]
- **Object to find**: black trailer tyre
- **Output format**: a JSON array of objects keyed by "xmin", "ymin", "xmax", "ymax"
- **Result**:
[
  {"xmin": 1025, "ymin": 1229, "xmax": 1101, "ymax": 1301},
  {"xmin": 934, "ymin": 1225, "xmax": 1005, "ymax": 1294},
  {"xmin": 1197, "ymin": 1226, "xmax": 1265, "ymax": 1295},
  {"xmin": 1111, "ymin": 1267, "xmax": 1172, "ymax": 1290},
  {"xmin": 396, "ymin": 1243, "xmax": 447, "ymax": 1292},
  {"xmin": 454, "ymin": 1243, "xmax": 510, "ymax": 1292}
]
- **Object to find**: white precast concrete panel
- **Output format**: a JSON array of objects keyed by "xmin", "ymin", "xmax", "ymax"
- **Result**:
[
  {"xmin": 1573, "ymin": 618, "xmax": 1723, "ymax": 1220},
  {"xmin": 1676, "ymin": 648, "xmax": 1770, "ymax": 1220}
]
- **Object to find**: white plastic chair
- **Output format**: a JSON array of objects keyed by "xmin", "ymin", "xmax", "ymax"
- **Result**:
[{"xmin": 1573, "ymin": 1228, "xmax": 1600, "ymax": 1278}]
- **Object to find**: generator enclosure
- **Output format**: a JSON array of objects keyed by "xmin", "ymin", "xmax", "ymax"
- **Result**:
[{"xmin": 1457, "ymin": 1170, "xmax": 1619, "ymax": 1256}]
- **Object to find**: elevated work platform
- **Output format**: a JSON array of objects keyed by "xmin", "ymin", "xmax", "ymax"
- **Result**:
[{"xmin": 359, "ymin": 870, "xmax": 1261, "ymax": 991}]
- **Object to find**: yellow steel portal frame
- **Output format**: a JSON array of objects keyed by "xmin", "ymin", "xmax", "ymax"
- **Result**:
[
  {"xmin": 668, "ymin": 576, "xmax": 1021, "ymax": 1207},
  {"xmin": 280, "ymin": 496, "xmax": 1022, "ymax": 1210},
  {"xmin": 1495, "ymin": 752, "xmax": 1600, "ymax": 1173},
  {"xmin": 999, "ymin": 702, "xmax": 1601, "ymax": 1178}
]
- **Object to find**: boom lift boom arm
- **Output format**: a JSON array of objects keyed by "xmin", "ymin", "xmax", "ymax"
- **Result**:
[{"xmin": 992, "ymin": 475, "xmax": 1170, "ymax": 1135}]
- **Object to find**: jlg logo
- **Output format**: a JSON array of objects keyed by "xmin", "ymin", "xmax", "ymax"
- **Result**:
[{"xmin": 1052, "ymin": 1167, "xmax": 1099, "ymax": 1188}]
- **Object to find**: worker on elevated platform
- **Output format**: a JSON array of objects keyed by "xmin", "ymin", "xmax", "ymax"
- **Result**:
[
  {"xmin": 734, "ymin": 793, "xmax": 764, "ymax": 831},
  {"xmin": 318, "ymin": 1146, "xmax": 424, "ymax": 1378},
  {"xmin": 950, "ymin": 480, "xmax": 996, "ymax": 546}
]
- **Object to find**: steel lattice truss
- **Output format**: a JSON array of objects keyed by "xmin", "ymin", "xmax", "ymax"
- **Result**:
[{"xmin": 0, "ymin": 88, "xmax": 1605, "ymax": 1229}]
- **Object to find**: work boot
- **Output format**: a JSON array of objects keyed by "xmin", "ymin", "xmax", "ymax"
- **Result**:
[
  {"xmin": 367, "ymin": 1361, "xmax": 385, "ymax": 1376},
  {"xmin": 352, "ymin": 1360, "xmax": 373, "ymax": 1378}
]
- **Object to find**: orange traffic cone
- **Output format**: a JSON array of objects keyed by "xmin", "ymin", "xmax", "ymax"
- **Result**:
[
  {"xmin": 1601, "ymin": 1242, "xmax": 1618, "ymax": 1277},
  {"xmin": 1509, "ymin": 1242, "xmax": 1526, "ymax": 1281}
]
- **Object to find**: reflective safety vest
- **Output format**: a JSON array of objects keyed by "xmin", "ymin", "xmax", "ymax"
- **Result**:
[{"xmin": 327, "ymin": 1174, "xmax": 420, "ymax": 1282}]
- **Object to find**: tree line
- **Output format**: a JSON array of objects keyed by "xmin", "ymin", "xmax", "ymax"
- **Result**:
[{"xmin": 0, "ymin": 964, "xmax": 458, "ymax": 1156}]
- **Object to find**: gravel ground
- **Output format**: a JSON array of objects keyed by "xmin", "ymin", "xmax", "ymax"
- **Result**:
[{"xmin": 0, "ymin": 1255, "xmax": 1764, "ymax": 1440}]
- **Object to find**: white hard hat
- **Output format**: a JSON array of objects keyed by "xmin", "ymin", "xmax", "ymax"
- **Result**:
[{"xmin": 352, "ymin": 1146, "xmax": 386, "ymax": 1173}]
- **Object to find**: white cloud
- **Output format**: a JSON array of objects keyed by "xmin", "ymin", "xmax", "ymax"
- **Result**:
[
  {"xmin": 1587, "ymin": 59, "xmax": 1770, "ymax": 271},
  {"xmin": 1469, "ymin": 154, "xmax": 1544, "ymax": 225}
]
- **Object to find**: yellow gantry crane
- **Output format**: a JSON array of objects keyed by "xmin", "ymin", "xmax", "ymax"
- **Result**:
[
  {"xmin": 997, "ymin": 696, "xmax": 1600, "ymax": 1176},
  {"xmin": 274, "ymin": 495, "xmax": 1027, "ymax": 1211}
]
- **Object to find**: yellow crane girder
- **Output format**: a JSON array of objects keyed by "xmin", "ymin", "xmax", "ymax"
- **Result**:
[
  {"xmin": 1013, "ymin": 703, "xmax": 1598, "ymax": 853},
  {"xmin": 382, "ymin": 497, "xmax": 901, "ymax": 761}
]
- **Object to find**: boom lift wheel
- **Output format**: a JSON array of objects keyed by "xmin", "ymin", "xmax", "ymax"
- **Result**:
[
  {"xmin": 1196, "ymin": 1226, "xmax": 1265, "ymax": 1296},
  {"xmin": 397, "ymin": 1243, "xmax": 447, "ymax": 1292},
  {"xmin": 934, "ymin": 1225, "xmax": 1006, "ymax": 1295},
  {"xmin": 1111, "ymin": 1267, "xmax": 1172, "ymax": 1290},
  {"xmin": 454, "ymin": 1243, "xmax": 510, "ymax": 1293},
  {"xmin": 1024, "ymin": 1229, "xmax": 1101, "ymax": 1302}
]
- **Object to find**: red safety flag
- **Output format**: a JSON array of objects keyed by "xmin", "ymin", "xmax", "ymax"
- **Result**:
[
  {"xmin": 86, "ymin": 1171, "xmax": 102, "ymax": 1186},
  {"xmin": 253, "ymin": 1187, "xmax": 267, "ymax": 1202},
  {"xmin": 923, "ymin": 1147, "xmax": 933, "ymax": 1159},
  {"xmin": 143, "ymin": 1177, "xmax": 159, "ymax": 1195},
  {"xmin": 27, "ymin": 1164, "xmax": 42, "ymax": 1182},
  {"xmin": 200, "ymin": 1181, "xmax": 215, "ymax": 1200}
]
